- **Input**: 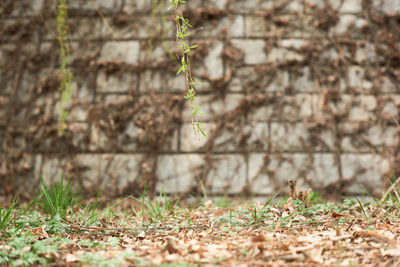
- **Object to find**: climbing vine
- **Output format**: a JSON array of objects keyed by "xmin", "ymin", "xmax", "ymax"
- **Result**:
[
  {"xmin": 169, "ymin": 0, "xmax": 206, "ymax": 137},
  {"xmin": 56, "ymin": 0, "xmax": 73, "ymax": 135}
]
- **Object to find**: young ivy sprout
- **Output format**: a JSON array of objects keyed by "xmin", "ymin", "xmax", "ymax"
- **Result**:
[{"xmin": 169, "ymin": 0, "xmax": 206, "ymax": 138}]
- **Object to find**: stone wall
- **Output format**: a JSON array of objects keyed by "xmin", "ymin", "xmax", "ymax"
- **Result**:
[{"xmin": 0, "ymin": 0, "xmax": 399, "ymax": 198}]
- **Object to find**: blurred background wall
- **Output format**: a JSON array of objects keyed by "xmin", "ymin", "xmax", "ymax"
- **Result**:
[{"xmin": 0, "ymin": 0, "xmax": 399, "ymax": 199}]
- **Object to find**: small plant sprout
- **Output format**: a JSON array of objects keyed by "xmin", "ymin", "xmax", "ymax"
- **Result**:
[{"xmin": 169, "ymin": 0, "xmax": 206, "ymax": 138}]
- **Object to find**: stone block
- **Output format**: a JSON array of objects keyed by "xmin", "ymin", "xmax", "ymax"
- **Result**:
[
  {"xmin": 355, "ymin": 43, "xmax": 376, "ymax": 63},
  {"xmin": 0, "ymin": 130, "xmax": 3, "ymax": 149},
  {"xmin": 228, "ymin": 16, "xmax": 245, "ymax": 37},
  {"xmin": 68, "ymin": 0, "xmax": 123, "ymax": 13},
  {"xmin": 181, "ymin": 120, "xmax": 248, "ymax": 152},
  {"xmin": 341, "ymin": 153, "xmax": 390, "ymax": 195},
  {"xmin": 97, "ymin": 71, "xmax": 137, "ymax": 93},
  {"xmin": 330, "ymin": 15, "xmax": 367, "ymax": 36},
  {"xmin": 279, "ymin": 39, "xmax": 309, "ymax": 49},
  {"xmin": 99, "ymin": 41, "xmax": 139, "ymax": 65},
  {"xmin": 319, "ymin": 48, "xmax": 340, "ymax": 61},
  {"xmin": 248, "ymin": 153, "xmax": 276, "ymax": 195},
  {"xmin": 33, "ymin": 154, "xmax": 43, "ymax": 179},
  {"xmin": 95, "ymin": 94, "xmax": 131, "ymax": 105},
  {"xmin": 71, "ymin": 74, "xmax": 96, "ymax": 100},
  {"xmin": 73, "ymin": 153, "xmax": 143, "ymax": 192},
  {"xmin": 265, "ymin": 71, "xmax": 290, "ymax": 92},
  {"xmin": 68, "ymin": 103, "xmax": 88, "ymax": 122},
  {"xmin": 41, "ymin": 157, "xmax": 66, "ymax": 185},
  {"xmin": 68, "ymin": 123, "xmax": 90, "ymax": 149},
  {"xmin": 379, "ymin": 77, "xmax": 398, "ymax": 93},
  {"xmin": 0, "ymin": 96, "xmax": 8, "ymax": 122},
  {"xmin": 203, "ymin": 0, "xmax": 228, "ymax": 9},
  {"xmin": 249, "ymin": 153, "xmax": 339, "ymax": 194},
  {"xmin": 155, "ymin": 154, "xmax": 204, "ymax": 193},
  {"xmin": 1, "ymin": 19, "xmax": 39, "ymax": 42},
  {"xmin": 245, "ymin": 16, "xmax": 268, "ymax": 38},
  {"xmin": 312, "ymin": 94, "xmax": 377, "ymax": 121},
  {"xmin": 206, "ymin": 154, "xmax": 247, "ymax": 194},
  {"xmin": 267, "ymin": 48, "xmax": 304, "ymax": 63},
  {"xmin": 311, "ymin": 93, "xmax": 349, "ymax": 118},
  {"xmin": 235, "ymin": 0, "xmax": 303, "ymax": 12},
  {"xmin": 246, "ymin": 123, "xmax": 270, "ymax": 151},
  {"xmin": 311, "ymin": 153, "xmax": 340, "ymax": 188},
  {"xmin": 251, "ymin": 94, "xmax": 313, "ymax": 122},
  {"xmin": 234, "ymin": 0, "xmax": 273, "ymax": 11},
  {"xmin": 204, "ymin": 42, "xmax": 224, "ymax": 79},
  {"xmin": 139, "ymin": 70, "xmax": 186, "ymax": 93},
  {"xmin": 180, "ymin": 123, "xmax": 214, "ymax": 152},
  {"xmin": 68, "ymin": 18, "xmax": 104, "ymax": 40},
  {"xmin": 379, "ymin": 94, "xmax": 400, "ymax": 119},
  {"xmin": 90, "ymin": 114, "xmax": 178, "ymax": 152},
  {"xmin": 347, "ymin": 66, "xmax": 373, "ymax": 92},
  {"xmin": 339, "ymin": 0, "xmax": 362, "ymax": 13},
  {"xmin": 7, "ymin": 0, "xmax": 44, "ymax": 17},
  {"xmin": 373, "ymin": 0, "xmax": 400, "ymax": 14},
  {"xmin": 105, "ymin": 154, "xmax": 143, "ymax": 190},
  {"xmin": 245, "ymin": 14, "xmax": 319, "ymax": 39},
  {"xmin": 340, "ymin": 122, "xmax": 399, "ymax": 152},
  {"xmin": 348, "ymin": 95, "xmax": 377, "ymax": 121},
  {"xmin": 197, "ymin": 15, "xmax": 244, "ymax": 38},
  {"xmin": 17, "ymin": 71, "xmax": 37, "ymax": 103},
  {"xmin": 228, "ymin": 67, "xmax": 289, "ymax": 93},
  {"xmin": 270, "ymin": 122, "xmax": 336, "ymax": 152},
  {"xmin": 123, "ymin": 0, "xmax": 151, "ymax": 13},
  {"xmin": 139, "ymin": 41, "xmax": 174, "ymax": 66},
  {"xmin": 102, "ymin": 16, "xmax": 160, "ymax": 40},
  {"xmin": 182, "ymin": 94, "xmax": 243, "ymax": 122},
  {"xmin": 231, "ymin": 40, "xmax": 266, "ymax": 65},
  {"xmin": 305, "ymin": 0, "xmax": 361, "ymax": 11},
  {"xmin": 291, "ymin": 67, "xmax": 314, "ymax": 92},
  {"xmin": 90, "ymin": 120, "xmax": 132, "ymax": 151}
]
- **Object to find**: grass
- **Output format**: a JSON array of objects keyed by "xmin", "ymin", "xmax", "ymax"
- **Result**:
[
  {"xmin": 38, "ymin": 176, "xmax": 76, "ymax": 219},
  {"xmin": 0, "ymin": 196, "xmax": 17, "ymax": 231},
  {"xmin": 1, "ymin": 177, "xmax": 400, "ymax": 266}
]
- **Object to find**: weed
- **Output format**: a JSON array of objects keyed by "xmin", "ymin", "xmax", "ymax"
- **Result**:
[
  {"xmin": 44, "ymin": 214, "xmax": 69, "ymax": 234},
  {"xmin": 199, "ymin": 180, "xmax": 208, "ymax": 201},
  {"xmin": 38, "ymin": 176, "xmax": 76, "ymax": 219},
  {"xmin": 77, "ymin": 190, "xmax": 102, "ymax": 227},
  {"xmin": 0, "ymin": 231, "xmax": 66, "ymax": 266},
  {"xmin": 355, "ymin": 197, "xmax": 368, "ymax": 220},
  {"xmin": 0, "ymin": 196, "xmax": 17, "ymax": 231},
  {"xmin": 249, "ymin": 193, "xmax": 279, "ymax": 225}
]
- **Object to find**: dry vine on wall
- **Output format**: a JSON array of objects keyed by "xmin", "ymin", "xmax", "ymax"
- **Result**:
[{"xmin": 0, "ymin": 0, "xmax": 399, "ymax": 198}]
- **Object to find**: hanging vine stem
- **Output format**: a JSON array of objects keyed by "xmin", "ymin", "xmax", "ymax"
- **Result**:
[
  {"xmin": 56, "ymin": 0, "xmax": 73, "ymax": 135},
  {"xmin": 169, "ymin": 0, "xmax": 206, "ymax": 137}
]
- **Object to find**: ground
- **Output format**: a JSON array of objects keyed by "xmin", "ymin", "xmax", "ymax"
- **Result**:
[{"xmin": 1, "ymin": 188, "xmax": 400, "ymax": 267}]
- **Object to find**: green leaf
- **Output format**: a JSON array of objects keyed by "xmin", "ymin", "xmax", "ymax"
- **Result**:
[{"xmin": 176, "ymin": 65, "xmax": 185, "ymax": 75}]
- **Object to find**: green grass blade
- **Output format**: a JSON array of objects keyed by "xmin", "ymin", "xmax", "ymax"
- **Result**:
[
  {"xmin": 261, "ymin": 192, "xmax": 280, "ymax": 211},
  {"xmin": 355, "ymin": 197, "xmax": 368, "ymax": 220},
  {"xmin": 0, "ymin": 196, "xmax": 17, "ymax": 230}
]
